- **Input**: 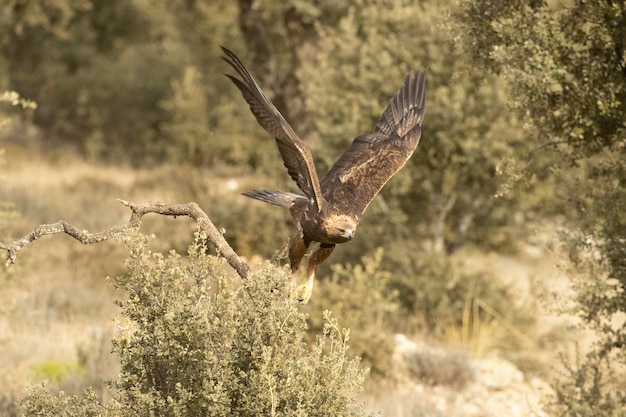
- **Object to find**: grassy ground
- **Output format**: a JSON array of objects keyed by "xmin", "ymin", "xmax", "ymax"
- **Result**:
[
  {"xmin": 1, "ymin": 146, "xmax": 130, "ymax": 403},
  {"xmin": 0, "ymin": 144, "xmax": 580, "ymax": 415}
]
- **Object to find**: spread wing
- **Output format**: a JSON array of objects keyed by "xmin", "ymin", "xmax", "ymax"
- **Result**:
[
  {"xmin": 320, "ymin": 69, "xmax": 427, "ymax": 219},
  {"xmin": 221, "ymin": 47, "xmax": 323, "ymax": 211}
]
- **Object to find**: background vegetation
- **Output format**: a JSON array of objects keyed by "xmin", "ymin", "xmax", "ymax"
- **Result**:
[
  {"xmin": 456, "ymin": 1, "xmax": 626, "ymax": 415},
  {"xmin": 16, "ymin": 235, "xmax": 371, "ymax": 417},
  {"xmin": 0, "ymin": 0, "xmax": 624, "ymax": 415}
]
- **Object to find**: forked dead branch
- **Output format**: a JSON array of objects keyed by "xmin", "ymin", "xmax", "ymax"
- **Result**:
[{"xmin": 0, "ymin": 199, "xmax": 251, "ymax": 279}]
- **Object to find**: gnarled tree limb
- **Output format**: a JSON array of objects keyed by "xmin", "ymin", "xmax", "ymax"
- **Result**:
[{"xmin": 0, "ymin": 199, "xmax": 250, "ymax": 279}]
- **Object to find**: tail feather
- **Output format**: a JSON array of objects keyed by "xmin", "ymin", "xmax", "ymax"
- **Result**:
[{"xmin": 242, "ymin": 190, "xmax": 306, "ymax": 208}]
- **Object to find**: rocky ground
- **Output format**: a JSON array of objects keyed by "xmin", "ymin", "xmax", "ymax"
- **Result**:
[
  {"xmin": 365, "ymin": 334, "xmax": 554, "ymax": 417},
  {"xmin": 363, "ymin": 244, "xmax": 580, "ymax": 417}
]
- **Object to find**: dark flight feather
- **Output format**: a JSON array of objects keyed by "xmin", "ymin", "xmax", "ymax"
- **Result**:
[
  {"xmin": 221, "ymin": 47, "xmax": 324, "ymax": 211},
  {"xmin": 320, "ymin": 69, "xmax": 427, "ymax": 219}
]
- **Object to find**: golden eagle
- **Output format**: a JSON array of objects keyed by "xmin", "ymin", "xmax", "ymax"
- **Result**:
[{"xmin": 222, "ymin": 47, "xmax": 427, "ymax": 303}]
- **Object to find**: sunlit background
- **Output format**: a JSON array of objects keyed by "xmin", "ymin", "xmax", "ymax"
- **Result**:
[{"xmin": 1, "ymin": 0, "xmax": 625, "ymax": 416}]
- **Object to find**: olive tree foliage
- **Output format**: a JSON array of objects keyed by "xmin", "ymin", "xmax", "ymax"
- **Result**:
[
  {"xmin": 18, "ymin": 233, "xmax": 371, "ymax": 417},
  {"xmin": 1, "ymin": 0, "xmax": 172, "ymax": 161},
  {"xmin": 456, "ymin": 1, "xmax": 626, "ymax": 415},
  {"xmin": 232, "ymin": 0, "xmax": 533, "ymax": 262},
  {"xmin": 0, "ymin": 0, "xmax": 245, "ymax": 164},
  {"xmin": 303, "ymin": 0, "xmax": 535, "ymax": 263}
]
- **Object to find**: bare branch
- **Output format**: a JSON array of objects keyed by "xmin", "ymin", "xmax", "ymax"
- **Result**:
[{"xmin": 0, "ymin": 200, "xmax": 250, "ymax": 279}]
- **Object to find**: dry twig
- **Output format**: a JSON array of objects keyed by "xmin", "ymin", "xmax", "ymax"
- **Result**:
[{"xmin": 0, "ymin": 199, "xmax": 250, "ymax": 279}]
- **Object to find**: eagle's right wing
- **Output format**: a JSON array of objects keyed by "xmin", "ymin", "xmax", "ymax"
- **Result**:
[{"xmin": 222, "ymin": 47, "xmax": 324, "ymax": 212}]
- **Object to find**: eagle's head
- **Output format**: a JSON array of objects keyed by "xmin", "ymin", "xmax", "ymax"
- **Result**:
[{"xmin": 324, "ymin": 214, "xmax": 357, "ymax": 243}]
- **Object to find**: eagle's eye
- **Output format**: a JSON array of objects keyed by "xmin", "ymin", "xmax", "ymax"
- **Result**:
[{"xmin": 338, "ymin": 228, "xmax": 354, "ymax": 240}]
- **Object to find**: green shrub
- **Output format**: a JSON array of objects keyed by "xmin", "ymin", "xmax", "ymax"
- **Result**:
[
  {"xmin": 388, "ymin": 250, "xmax": 535, "ymax": 354},
  {"xmin": 402, "ymin": 345, "xmax": 474, "ymax": 389},
  {"xmin": 18, "ymin": 233, "xmax": 372, "ymax": 417},
  {"xmin": 549, "ymin": 234, "xmax": 626, "ymax": 417},
  {"xmin": 550, "ymin": 348, "xmax": 626, "ymax": 417},
  {"xmin": 19, "ymin": 385, "xmax": 104, "ymax": 417},
  {"xmin": 307, "ymin": 248, "xmax": 398, "ymax": 377}
]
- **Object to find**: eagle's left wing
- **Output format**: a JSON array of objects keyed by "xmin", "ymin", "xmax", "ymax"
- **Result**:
[
  {"xmin": 321, "ymin": 69, "xmax": 427, "ymax": 219},
  {"xmin": 222, "ymin": 47, "xmax": 324, "ymax": 212}
]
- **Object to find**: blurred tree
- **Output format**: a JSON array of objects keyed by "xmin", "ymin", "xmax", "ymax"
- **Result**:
[
  {"xmin": 0, "ymin": 0, "xmax": 290, "ymax": 167},
  {"xmin": 152, "ymin": 0, "xmax": 282, "ymax": 171},
  {"xmin": 0, "ymin": 91, "xmax": 35, "ymax": 287},
  {"xmin": 235, "ymin": 0, "xmax": 349, "ymax": 131},
  {"xmin": 0, "ymin": 91, "xmax": 35, "ymax": 239},
  {"xmin": 0, "ymin": 0, "xmax": 209, "ymax": 162},
  {"xmin": 456, "ymin": 1, "xmax": 626, "ymax": 415},
  {"xmin": 292, "ymin": 0, "xmax": 532, "ymax": 268},
  {"xmin": 225, "ymin": 0, "xmax": 538, "ymax": 346},
  {"xmin": 160, "ymin": 66, "xmax": 216, "ymax": 166}
]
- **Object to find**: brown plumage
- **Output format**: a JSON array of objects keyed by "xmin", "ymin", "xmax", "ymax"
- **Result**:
[{"xmin": 222, "ymin": 47, "xmax": 427, "ymax": 303}]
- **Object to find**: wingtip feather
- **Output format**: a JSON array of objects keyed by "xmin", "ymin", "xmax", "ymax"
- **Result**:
[{"xmin": 374, "ymin": 66, "xmax": 427, "ymax": 137}]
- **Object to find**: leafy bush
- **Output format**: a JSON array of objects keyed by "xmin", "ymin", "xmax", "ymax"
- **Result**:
[
  {"xmin": 307, "ymin": 249, "xmax": 398, "ymax": 377},
  {"xmin": 18, "ymin": 233, "xmax": 371, "ymax": 417},
  {"xmin": 551, "ymin": 347, "xmax": 626, "ymax": 417},
  {"xmin": 548, "ymin": 233, "xmax": 626, "ymax": 417},
  {"xmin": 384, "ymin": 249, "xmax": 537, "ymax": 359},
  {"xmin": 454, "ymin": 1, "xmax": 626, "ymax": 412},
  {"xmin": 18, "ymin": 386, "xmax": 104, "ymax": 417}
]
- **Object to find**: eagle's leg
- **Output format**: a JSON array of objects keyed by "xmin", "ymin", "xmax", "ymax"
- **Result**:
[
  {"xmin": 288, "ymin": 230, "xmax": 310, "ymax": 274},
  {"xmin": 295, "ymin": 243, "xmax": 335, "ymax": 304},
  {"xmin": 287, "ymin": 230, "xmax": 310, "ymax": 300}
]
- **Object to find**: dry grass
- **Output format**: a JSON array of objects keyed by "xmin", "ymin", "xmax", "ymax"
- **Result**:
[
  {"xmin": 0, "ymin": 144, "xmax": 277, "ymax": 402},
  {"xmin": 0, "ymin": 147, "xmax": 168, "ymax": 399},
  {"xmin": 0, "ymin": 214, "xmax": 122, "ymax": 400}
]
